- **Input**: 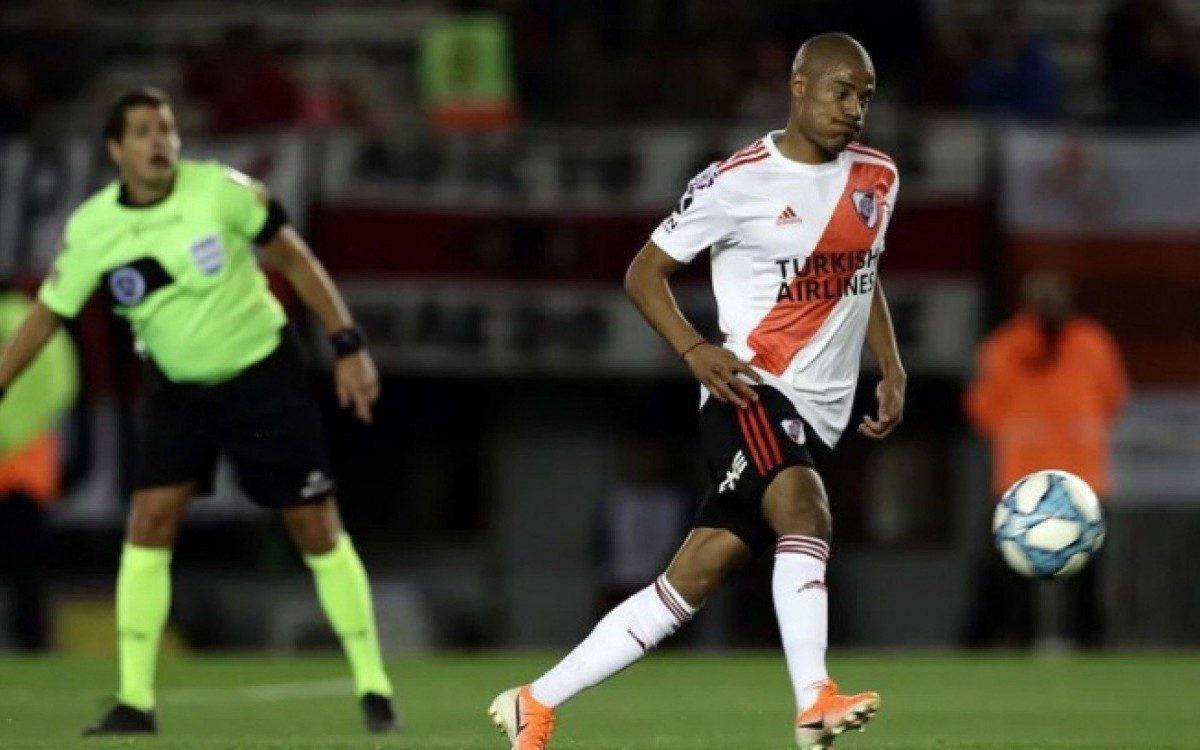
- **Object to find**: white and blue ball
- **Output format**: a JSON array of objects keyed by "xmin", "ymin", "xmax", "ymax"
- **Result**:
[{"xmin": 993, "ymin": 469, "xmax": 1105, "ymax": 579}]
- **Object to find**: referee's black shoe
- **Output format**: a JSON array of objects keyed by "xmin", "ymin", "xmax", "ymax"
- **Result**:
[
  {"xmin": 361, "ymin": 692, "xmax": 401, "ymax": 733},
  {"xmin": 82, "ymin": 703, "xmax": 157, "ymax": 736}
]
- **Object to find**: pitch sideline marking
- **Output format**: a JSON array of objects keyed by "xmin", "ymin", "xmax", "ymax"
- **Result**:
[{"xmin": 162, "ymin": 677, "xmax": 354, "ymax": 704}]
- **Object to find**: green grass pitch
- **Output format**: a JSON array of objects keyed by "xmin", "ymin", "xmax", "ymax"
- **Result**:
[{"xmin": 0, "ymin": 652, "xmax": 1196, "ymax": 749}]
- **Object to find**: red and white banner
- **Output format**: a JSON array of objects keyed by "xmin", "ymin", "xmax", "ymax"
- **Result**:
[
  {"xmin": 1002, "ymin": 126, "xmax": 1200, "ymax": 234},
  {"xmin": 1000, "ymin": 126, "xmax": 1200, "ymax": 385}
]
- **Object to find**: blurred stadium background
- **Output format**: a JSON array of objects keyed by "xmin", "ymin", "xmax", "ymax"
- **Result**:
[{"xmin": 1, "ymin": 0, "xmax": 1199, "ymax": 746}]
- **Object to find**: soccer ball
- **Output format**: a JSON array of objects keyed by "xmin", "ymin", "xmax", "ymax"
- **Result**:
[{"xmin": 992, "ymin": 469, "xmax": 1105, "ymax": 579}]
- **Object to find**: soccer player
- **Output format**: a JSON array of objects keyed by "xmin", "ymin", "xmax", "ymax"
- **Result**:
[
  {"xmin": 488, "ymin": 33, "xmax": 905, "ymax": 750},
  {"xmin": 0, "ymin": 88, "xmax": 398, "ymax": 735}
]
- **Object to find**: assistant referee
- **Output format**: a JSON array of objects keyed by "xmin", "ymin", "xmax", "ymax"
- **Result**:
[{"xmin": 0, "ymin": 88, "xmax": 398, "ymax": 736}]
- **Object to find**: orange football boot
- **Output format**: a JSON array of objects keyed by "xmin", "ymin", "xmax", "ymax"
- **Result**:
[
  {"xmin": 794, "ymin": 679, "xmax": 880, "ymax": 749},
  {"xmin": 488, "ymin": 685, "xmax": 556, "ymax": 749}
]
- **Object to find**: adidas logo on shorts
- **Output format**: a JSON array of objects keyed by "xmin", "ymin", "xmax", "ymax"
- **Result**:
[
  {"xmin": 719, "ymin": 450, "xmax": 749, "ymax": 494},
  {"xmin": 300, "ymin": 470, "xmax": 334, "ymax": 500}
]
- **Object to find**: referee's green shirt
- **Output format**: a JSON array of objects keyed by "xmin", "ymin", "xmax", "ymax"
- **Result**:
[{"xmin": 39, "ymin": 160, "xmax": 286, "ymax": 384}]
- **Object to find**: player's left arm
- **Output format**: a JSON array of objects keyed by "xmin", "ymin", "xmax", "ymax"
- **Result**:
[
  {"xmin": 859, "ymin": 282, "xmax": 906, "ymax": 440},
  {"xmin": 260, "ymin": 225, "xmax": 379, "ymax": 424}
]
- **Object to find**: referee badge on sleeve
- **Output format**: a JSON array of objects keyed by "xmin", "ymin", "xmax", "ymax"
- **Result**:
[
  {"xmin": 103, "ymin": 258, "xmax": 173, "ymax": 307},
  {"xmin": 109, "ymin": 267, "xmax": 147, "ymax": 306},
  {"xmin": 190, "ymin": 234, "xmax": 225, "ymax": 275}
]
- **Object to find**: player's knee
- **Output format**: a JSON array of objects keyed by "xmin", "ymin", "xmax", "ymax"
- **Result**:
[
  {"xmin": 290, "ymin": 521, "xmax": 338, "ymax": 556},
  {"xmin": 802, "ymin": 501, "xmax": 833, "ymax": 540},
  {"xmin": 284, "ymin": 503, "xmax": 341, "ymax": 555},
  {"xmin": 775, "ymin": 497, "xmax": 831, "ymax": 540},
  {"xmin": 127, "ymin": 500, "xmax": 186, "ymax": 547},
  {"xmin": 763, "ymin": 468, "xmax": 832, "ymax": 541}
]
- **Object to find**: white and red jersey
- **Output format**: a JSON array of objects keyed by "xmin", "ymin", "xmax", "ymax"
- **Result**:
[{"xmin": 650, "ymin": 131, "xmax": 899, "ymax": 447}]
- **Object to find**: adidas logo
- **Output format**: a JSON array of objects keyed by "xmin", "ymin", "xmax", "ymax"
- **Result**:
[
  {"xmin": 776, "ymin": 206, "xmax": 801, "ymax": 226},
  {"xmin": 719, "ymin": 450, "xmax": 748, "ymax": 493}
]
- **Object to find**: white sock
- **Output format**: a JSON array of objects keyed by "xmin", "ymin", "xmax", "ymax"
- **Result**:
[
  {"xmin": 530, "ymin": 574, "xmax": 697, "ymax": 707},
  {"xmin": 773, "ymin": 535, "xmax": 830, "ymax": 712}
]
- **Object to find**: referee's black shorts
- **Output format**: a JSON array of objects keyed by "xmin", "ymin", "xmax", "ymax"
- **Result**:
[
  {"xmin": 694, "ymin": 384, "xmax": 817, "ymax": 556},
  {"xmin": 133, "ymin": 332, "xmax": 336, "ymax": 509}
]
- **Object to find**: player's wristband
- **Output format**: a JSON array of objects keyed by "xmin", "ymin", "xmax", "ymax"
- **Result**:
[
  {"xmin": 678, "ymin": 339, "xmax": 708, "ymax": 359},
  {"xmin": 330, "ymin": 325, "xmax": 366, "ymax": 358}
]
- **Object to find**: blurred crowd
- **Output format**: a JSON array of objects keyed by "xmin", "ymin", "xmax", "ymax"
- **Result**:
[
  {"xmin": 2, "ymin": 0, "xmax": 1200, "ymax": 137},
  {"xmin": 0, "ymin": 0, "xmax": 98, "ymax": 136}
]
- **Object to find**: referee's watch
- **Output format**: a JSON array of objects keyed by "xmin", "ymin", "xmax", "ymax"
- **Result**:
[{"xmin": 330, "ymin": 325, "xmax": 367, "ymax": 358}]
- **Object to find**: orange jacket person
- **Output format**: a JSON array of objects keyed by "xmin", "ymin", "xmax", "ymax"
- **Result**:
[
  {"xmin": 962, "ymin": 271, "xmax": 1127, "ymax": 649},
  {"xmin": 965, "ymin": 272, "xmax": 1128, "ymax": 498}
]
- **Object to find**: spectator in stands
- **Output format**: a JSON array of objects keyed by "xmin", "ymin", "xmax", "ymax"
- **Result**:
[
  {"xmin": 962, "ymin": 271, "xmax": 1129, "ymax": 649},
  {"xmin": 184, "ymin": 24, "xmax": 304, "ymax": 134},
  {"xmin": 1100, "ymin": 0, "xmax": 1200, "ymax": 125},
  {"xmin": 963, "ymin": 2, "xmax": 1061, "ymax": 120},
  {"xmin": 418, "ymin": 7, "xmax": 520, "ymax": 132}
]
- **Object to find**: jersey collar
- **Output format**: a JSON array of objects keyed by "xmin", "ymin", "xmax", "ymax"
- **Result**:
[
  {"xmin": 762, "ymin": 130, "xmax": 846, "ymax": 175},
  {"xmin": 117, "ymin": 179, "xmax": 175, "ymax": 209}
]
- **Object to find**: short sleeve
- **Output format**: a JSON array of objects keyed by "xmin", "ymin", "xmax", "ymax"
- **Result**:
[
  {"xmin": 649, "ymin": 164, "xmax": 737, "ymax": 263},
  {"xmin": 38, "ymin": 223, "xmax": 100, "ymax": 319},
  {"xmin": 214, "ymin": 163, "xmax": 269, "ymax": 241},
  {"xmin": 886, "ymin": 171, "xmax": 900, "ymax": 219},
  {"xmin": 878, "ymin": 169, "xmax": 900, "ymax": 242}
]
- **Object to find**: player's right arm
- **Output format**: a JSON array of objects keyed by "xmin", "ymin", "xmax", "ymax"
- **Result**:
[
  {"xmin": 625, "ymin": 241, "xmax": 760, "ymax": 408},
  {"xmin": 0, "ymin": 301, "xmax": 61, "ymax": 400},
  {"xmin": 626, "ymin": 164, "xmax": 761, "ymax": 408}
]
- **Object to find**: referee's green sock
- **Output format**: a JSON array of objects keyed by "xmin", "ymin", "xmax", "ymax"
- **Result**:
[
  {"xmin": 305, "ymin": 534, "xmax": 393, "ymax": 697},
  {"xmin": 116, "ymin": 543, "xmax": 172, "ymax": 711}
]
